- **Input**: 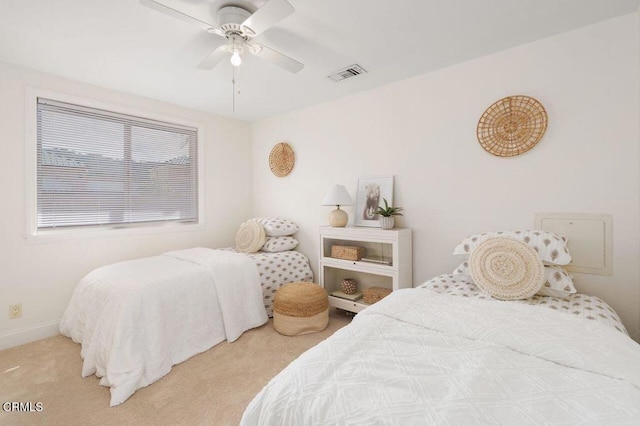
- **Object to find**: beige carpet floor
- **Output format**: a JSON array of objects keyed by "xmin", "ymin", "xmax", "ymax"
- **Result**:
[{"xmin": 0, "ymin": 310, "xmax": 352, "ymax": 426}]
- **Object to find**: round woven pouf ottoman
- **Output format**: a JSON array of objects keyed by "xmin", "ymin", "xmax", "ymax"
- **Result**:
[{"xmin": 273, "ymin": 282, "xmax": 329, "ymax": 336}]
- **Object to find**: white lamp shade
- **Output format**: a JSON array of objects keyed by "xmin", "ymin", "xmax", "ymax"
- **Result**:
[{"xmin": 321, "ymin": 184, "xmax": 354, "ymax": 206}]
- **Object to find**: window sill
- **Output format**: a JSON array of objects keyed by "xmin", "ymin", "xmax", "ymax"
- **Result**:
[{"xmin": 25, "ymin": 221, "xmax": 205, "ymax": 244}]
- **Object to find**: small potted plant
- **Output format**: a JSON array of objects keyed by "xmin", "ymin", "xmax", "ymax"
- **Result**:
[{"xmin": 375, "ymin": 198, "xmax": 403, "ymax": 229}]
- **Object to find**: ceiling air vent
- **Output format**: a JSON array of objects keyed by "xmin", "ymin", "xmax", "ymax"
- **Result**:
[{"xmin": 327, "ymin": 64, "xmax": 368, "ymax": 82}]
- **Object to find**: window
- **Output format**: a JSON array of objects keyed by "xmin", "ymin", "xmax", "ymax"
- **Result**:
[{"xmin": 35, "ymin": 97, "xmax": 199, "ymax": 232}]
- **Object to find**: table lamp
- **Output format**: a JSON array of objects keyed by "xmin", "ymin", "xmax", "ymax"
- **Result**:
[{"xmin": 321, "ymin": 184, "xmax": 354, "ymax": 227}]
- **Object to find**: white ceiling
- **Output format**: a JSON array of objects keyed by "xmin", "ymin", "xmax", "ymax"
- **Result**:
[{"xmin": 0, "ymin": 0, "xmax": 638, "ymax": 122}]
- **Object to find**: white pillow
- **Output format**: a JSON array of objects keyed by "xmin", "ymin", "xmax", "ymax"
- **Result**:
[
  {"xmin": 453, "ymin": 261, "xmax": 577, "ymax": 299},
  {"xmin": 253, "ymin": 217, "xmax": 299, "ymax": 237},
  {"xmin": 235, "ymin": 220, "xmax": 266, "ymax": 253},
  {"xmin": 453, "ymin": 229, "xmax": 571, "ymax": 265},
  {"xmin": 537, "ymin": 267, "xmax": 577, "ymax": 298},
  {"xmin": 261, "ymin": 236, "xmax": 298, "ymax": 253}
]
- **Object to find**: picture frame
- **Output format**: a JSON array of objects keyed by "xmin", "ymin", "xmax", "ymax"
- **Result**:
[{"xmin": 354, "ymin": 175, "xmax": 394, "ymax": 227}]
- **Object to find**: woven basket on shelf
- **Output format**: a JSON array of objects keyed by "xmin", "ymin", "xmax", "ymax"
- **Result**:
[
  {"xmin": 363, "ymin": 287, "xmax": 392, "ymax": 304},
  {"xmin": 331, "ymin": 245, "xmax": 365, "ymax": 261},
  {"xmin": 476, "ymin": 95, "xmax": 548, "ymax": 157}
]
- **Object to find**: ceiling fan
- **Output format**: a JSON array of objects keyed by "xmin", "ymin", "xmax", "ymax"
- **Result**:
[{"xmin": 140, "ymin": 0, "xmax": 304, "ymax": 73}]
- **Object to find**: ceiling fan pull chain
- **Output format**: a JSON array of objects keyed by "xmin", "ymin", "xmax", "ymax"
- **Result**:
[
  {"xmin": 236, "ymin": 66, "xmax": 241, "ymax": 95},
  {"xmin": 232, "ymin": 65, "xmax": 236, "ymax": 112}
]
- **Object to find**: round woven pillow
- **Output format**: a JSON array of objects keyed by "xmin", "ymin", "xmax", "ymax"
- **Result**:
[
  {"xmin": 469, "ymin": 237, "xmax": 545, "ymax": 300},
  {"xmin": 235, "ymin": 220, "xmax": 266, "ymax": 253}
]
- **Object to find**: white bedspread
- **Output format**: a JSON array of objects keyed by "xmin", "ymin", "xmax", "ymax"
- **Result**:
[
  {"xmin": 60, "ymin": 248, "xmax": 267, "ymax": 406},
  {"xmin": 242, "ymin": 289, "xmax": 640, "ymax": 425}
]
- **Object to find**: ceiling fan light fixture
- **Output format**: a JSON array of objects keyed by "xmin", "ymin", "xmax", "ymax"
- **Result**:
[
  {"xmin": 230, "ymin": 51, "xmax": 242, "ymax": 67},
  {"xmin": 229, "ymin": 35, "xmax": 244, "ymax": 67}
]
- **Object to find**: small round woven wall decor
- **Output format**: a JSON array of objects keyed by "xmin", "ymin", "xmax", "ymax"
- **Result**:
[
  {"xmin": 476, "ymin": 95, "xmax": 548, "ymax": 157},
  {"xmin": 269, "ymin": 142, "xmax": 295, "ymax": 177}
]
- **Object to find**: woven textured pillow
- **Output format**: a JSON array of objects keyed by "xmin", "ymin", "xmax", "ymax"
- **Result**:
[
  {"xmin": 235, "ymin": 220, "xmax": 266, "ymax": 253},
  {"xmin": 469, "ymin": 237, "xmax": 545, "ymax": 300},
  {"xmin": 453, "ymin": 229, "xmax": 571, "ymax": 265},
  {"xmin": 253, "ymin": 217, "xmax": 299, "ymax": 237},
  {"xmin": 453, "ymin": 261, "xmax": 577, "ymax": 299},
  {"xmin": 261, "ymin": 236, "xmax": 299, "ymax": 253}
]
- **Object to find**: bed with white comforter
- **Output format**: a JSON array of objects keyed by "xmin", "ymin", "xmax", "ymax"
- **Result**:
[
  {"xmin": 241, "ymin": 288, "xmax": 640, "ymax": 425},
  {"xmin": 60, "ymin": 247, "xmax": 268, "ymax": 406}
]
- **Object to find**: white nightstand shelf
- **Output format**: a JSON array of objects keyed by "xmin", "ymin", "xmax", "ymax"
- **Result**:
[{"xmin": 319, "ymin": 226, "xmax": 412, "ymax": 314}]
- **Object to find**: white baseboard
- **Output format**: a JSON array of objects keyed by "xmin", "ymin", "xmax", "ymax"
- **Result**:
[{"xmin": 0, "ymin": 320, "xmax": 60, "ymax": 351}]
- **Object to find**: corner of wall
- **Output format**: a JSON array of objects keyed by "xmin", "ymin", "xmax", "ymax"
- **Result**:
[{"xmin": 637, "ymin": 6, "xmax": 640, "ymax": 342}]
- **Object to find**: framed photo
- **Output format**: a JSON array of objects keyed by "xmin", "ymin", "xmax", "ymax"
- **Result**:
[{"xmin": 355, "ymin": 175, "xmax": 394, "ymax": 227}]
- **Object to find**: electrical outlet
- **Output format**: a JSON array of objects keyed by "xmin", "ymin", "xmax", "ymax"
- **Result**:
[{"xmin": 9, "ymin": 304, "xmax": 22, "ymax": 319}]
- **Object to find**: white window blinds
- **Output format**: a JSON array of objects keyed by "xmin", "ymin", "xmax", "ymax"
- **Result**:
[{"xmin": 36, "ymin": 98, "xmax": 198, "ymax": 230}]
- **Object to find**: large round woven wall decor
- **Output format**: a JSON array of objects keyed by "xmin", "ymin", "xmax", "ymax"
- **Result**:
[
  {"xmin": 269, "ymin": 142, "xmax": 295, "ymax": 177},
  {"xmin": 476, "ymin": 95, "xmax": 548, "ymax": 157}
]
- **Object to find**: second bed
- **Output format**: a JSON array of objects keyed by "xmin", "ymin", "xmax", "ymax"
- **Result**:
[{"xmin": 60, "ymin": 246, "xmax": 313, "ymax": 406}]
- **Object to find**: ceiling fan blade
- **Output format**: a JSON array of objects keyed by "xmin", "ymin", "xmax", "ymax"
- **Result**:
[
  {"xmin": 140, "ymin": 0, "xmax": 224, "ymax": 35},
  {"xmin": 241, "ymin": 0, "xmax": 294, "ymax": 37},
  {"xmin": 197, "ymin": 46, "xmax": 229, "ymax": 70},
  {"xmin": 250, "ymin": 43, "xmax": 304, "ymax": 73}
]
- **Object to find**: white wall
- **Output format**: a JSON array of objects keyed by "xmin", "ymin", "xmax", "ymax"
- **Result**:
[
  {"xmin": 0, "ymin": 61, "xmax": 253, "ymax": 349},
  {"xmin": 2, "ymin": 14, "xmax": 637, "ymax": 349},
  {"xmin": 251, "ymin": 14, "xmax": 640, "ymax": 340}
]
